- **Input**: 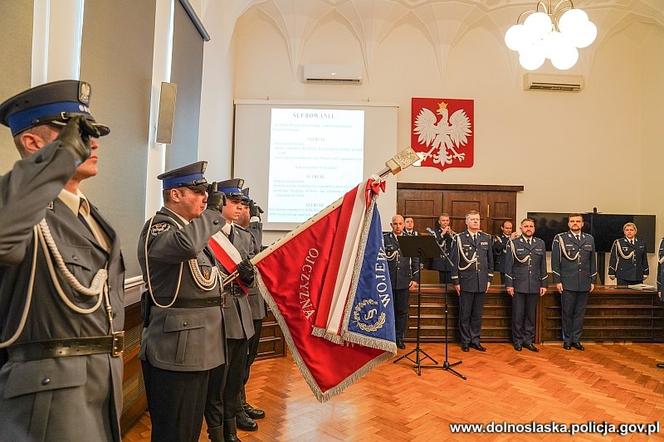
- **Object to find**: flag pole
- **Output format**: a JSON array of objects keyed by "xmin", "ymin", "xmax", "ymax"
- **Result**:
[{"xmin": 222, "ymin": 147, "xmax": 421, "ymax": 286}]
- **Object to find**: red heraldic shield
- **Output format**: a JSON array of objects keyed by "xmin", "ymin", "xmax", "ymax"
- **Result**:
[{"xmin": 411, "ymin": 97, "xmax": 474, "ymax": 172}]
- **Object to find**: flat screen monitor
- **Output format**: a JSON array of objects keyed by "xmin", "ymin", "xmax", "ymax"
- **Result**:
[
  {"xmin": 590, "ymin": 214, "xmax": 656, "ymax": 253},
  {"xmin": 526, "ymin": 212, "xmax": 656, "ymax": 253},
  {"xmin": 526, "ymin": 212, "xmax": 590, "ymax": 251}
]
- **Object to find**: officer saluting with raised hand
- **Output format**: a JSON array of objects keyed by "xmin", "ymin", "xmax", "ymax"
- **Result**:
[
  {"xmin": 138, "ymin": 161, "xmax": 228, "ymax": 442},
  {"xmin": 0, "ymin": 80, "xmax": 125, "ymax": 441},
  {"xmin": 450, "ymin": 210, "xmax": 494, "ymax": 353},
  {"xmin": 429, "ymin": 213, "xmax": 455, "ymax": 285},
  {"xmin": 608, "ymin": 222, "xmax": 649, "ymax": 285},
  {"xmin": 504, "ymin": 218, "xmax": 547, "ymax": 352},
  {"xmin": 493, "ymin": 220, "xmax": 516, "ymax": 284},
  {"xmin": 205, "ymin": 178, "xmax": 256, "ymax": 442},
  {"xmin": 236, "ymin": 188, "xmax": 267, "ymax": 428},
  {"xmin": 551, "ymin": 213, "xmax": 597, "ymax": 351}
]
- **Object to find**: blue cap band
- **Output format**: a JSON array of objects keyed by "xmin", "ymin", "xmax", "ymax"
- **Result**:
[
  {"xmin": 219, "ymin": 186, "xmax": 242, "ymax": 196},
  {"xmin": 162, "ymin": 173, "xmax": 205, "ymax": 190},
  {"xmin": 6, "ymin": 101, "xmax": 90, "ymax": 135}
]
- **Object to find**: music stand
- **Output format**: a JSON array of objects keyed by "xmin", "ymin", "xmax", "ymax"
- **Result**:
[{"xmin": 392, "ymin": 236, "xmax": 439, "ymax": 375}]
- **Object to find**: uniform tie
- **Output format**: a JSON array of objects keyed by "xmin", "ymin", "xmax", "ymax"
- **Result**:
[{"xmin": 78, "ymin": 198, "xmax": 93, "ymax": 234}]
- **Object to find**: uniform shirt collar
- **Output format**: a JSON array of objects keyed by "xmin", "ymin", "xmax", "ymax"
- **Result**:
[
  {"xmin": 163, "ymin": 206, "xmax": 190, "ymax": 225},
  {"xmin": 57, "ymin": 188, "xmax": 86, "ymax": 216},
  {"xmin": 222, "ymin": 221, "xmax": 234, "ymax": 236}
]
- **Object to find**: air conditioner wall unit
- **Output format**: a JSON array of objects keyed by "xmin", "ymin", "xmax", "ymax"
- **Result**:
[
  {"xmin": 302, "ymin": 64, "xmax": 362, "ymax": 84},
  {"xmin": 524, "ymin": 73, "xmax": 584, "ymax": 92}
]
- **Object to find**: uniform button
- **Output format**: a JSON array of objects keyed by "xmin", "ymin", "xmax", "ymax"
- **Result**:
[
  {"xmin": 72, "ymin": 255, "xmax": 78, "ymax": 261},
  {"xmin": 213, "ymin": 220, "xmax": 220, "ymax": 225},
  {"xmin": 183, "ymin": 321, "xmax": 188, "ymax": 327},
  {"xmin": 41, "ymin": 377, "xmax": 51, "ymax": 385}
]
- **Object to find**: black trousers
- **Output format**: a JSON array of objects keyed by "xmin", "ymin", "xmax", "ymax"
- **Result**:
[
  {"xmin": 142, "ymin": 360, "xmax": 219, "ymax": 442},
  {"xmin": 393, "ymin": 287, "xmax": 410, "ymax": 341},
  {"xmin": 242, "ymin": 319, "xmax": 263, "ymax": 387},
  {"xmin": 512, "ymin": 292, "xmax": 539, "ymax": 345},
  {"xmin": 458, "ymin": 291, "xmax": 486, "ymax": 345},
  {"xmin": 224, "ymin": 338, "xmax": 249, "ymax": 418},
  {"xmin": 203, "ymin": 364, "xmax": 227, "ymax": 429},
  {"xmin": 560, "ymin": 290, "xmax": 589, "ymax": 344}
]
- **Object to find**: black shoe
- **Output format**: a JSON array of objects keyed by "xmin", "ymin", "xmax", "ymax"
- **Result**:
[
  {"xmin": 524, "ymin": 343, "xmax": 539, "ymax": 352},
  {"xmin": 461, "ymin": 344, "xmax": 470, "ymax": 352},
  {"xmin": 223, "ymin": 419, "xmax": 242, "ymax": 442},
  {"xmin": 563, "ymin": 343, "xmax": 571, "ymax": 350},
  {"xmin": 470, "ymin": 343, "xmax": 486, "ymax": 352},
  {"xmin": 513, "ymin": 343, "xmax": 522, "ymax": 352},
  {"xmin": 657, "ymin": 363, "xmax": 664, "ymax": 368},
  {"xmin": 243, "ymin": 402, "xmax": 265, "ymax": 420},
  {"xmin": 572, "ymin": 342, "xmax": 585, "ymax": 351},
  {"xmin": 396, "ymin": 340, "xmax": 406, "ymax": 350},
  {"xmin": 236, "ymin": 410, "xmax": 258, "ymax": 432}
]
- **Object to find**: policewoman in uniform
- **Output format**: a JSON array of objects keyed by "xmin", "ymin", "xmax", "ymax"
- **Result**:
[
  {"xmin": 0, "ymin": 80, "xmax": 125, "ymax": 441},
  {"xmin": 504, "ymin": 218, "xmax": 547, "ymax": 352},
  {"xmin": 551, "ymin": 213, "xmax": 597, "ymax": 351},
  {"xmin": 206, "ymin": 178, "xmax": 256, "ymax": 442},
  {"xmin": 237, "ymin": 188, "xmax": 267, "ymax": 427},
  {"xmin": 383, "ymin": 215, "xmax": 419, "ymax": 349},
  {"xmin": 608, "ymin": 222, "xmax": 649, "ymax": 285},
  {"xmin": 450, "ymin": 210, "xmax": 494, "ymax": 352},
  {"xmin": 138, "ymin": 162, "xmax": 227, "ymax": 442}
]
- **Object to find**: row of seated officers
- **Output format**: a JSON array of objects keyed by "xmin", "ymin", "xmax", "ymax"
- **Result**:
[
  {"xmin": 384, "ymin": 212, "xmax": 663, "ymax": 354},
  {"xmin": 0, "ymin": 80, "xmax": 266, "ymax": 442}
]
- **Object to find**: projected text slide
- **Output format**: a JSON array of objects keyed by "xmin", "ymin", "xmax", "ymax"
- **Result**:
[{"xmin": 268, "ymin": 108, "xmax": 364, "ymax": 223}]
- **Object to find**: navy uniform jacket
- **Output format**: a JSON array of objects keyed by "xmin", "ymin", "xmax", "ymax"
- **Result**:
[
  {"xmin": 504, "ymin": 236, "xmax": 548, "ymax": 294},
  {"xmin": 608, "ymin": 237, "xmax": 649, "ymax": 282},
  {"xmin": 246, "ymin": 220, "xmax": 266, "ymax": 320},
  {"xmin": 430, "ymin": 226, "xmax": 454, "ymax": 273},
  {"xmin": 404, "ymin": 229, "xmax": 418, "ymax": 236},
  {"xmin": 138, "ymin": 207, "xmax": 226, "ymax": 372},
  {"xmin": 383, "ymin": 232, "xmax": 419, "ymax": 290},
  {"xmin": 450, "ymin": 230, "xmax": 494, "ymax": 292},
  {"xmin": 221, "ymin": 225, "xmax": 255, "ymax": 340},
  {"xmin": 551, "ymin": 231, "xmax": 597, "ymax": 291},
  {"xmin": 492, "ymin": 234, "xmax": 510, "ymax": 274},
  {"xmin": 0, "ymin": 141, "xmax": 125, "ymax": 441}
]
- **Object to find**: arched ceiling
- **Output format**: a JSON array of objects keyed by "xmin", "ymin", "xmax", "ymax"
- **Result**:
[{"xmin": 203, "ymin": 0, "xmax": 664, "ymax": 77}]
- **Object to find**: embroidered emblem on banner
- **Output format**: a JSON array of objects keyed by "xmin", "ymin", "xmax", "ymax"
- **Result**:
[
  {"xmin": 411, "ymin": 97, "xmax": 474, "ymax": 172},
  {"xmin": 352, "ymin": 299, "xmax": 386, "ymax": 333}
]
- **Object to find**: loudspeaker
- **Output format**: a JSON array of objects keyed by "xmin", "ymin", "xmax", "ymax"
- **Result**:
[{"xmin": 156, "ymin": 82, "xmax": 177, "ymax": 144}]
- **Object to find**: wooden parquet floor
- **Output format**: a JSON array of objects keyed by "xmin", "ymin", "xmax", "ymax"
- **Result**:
[{"xmin": 124, "ymin": 343, "xmax": 664, "ymax": 441}]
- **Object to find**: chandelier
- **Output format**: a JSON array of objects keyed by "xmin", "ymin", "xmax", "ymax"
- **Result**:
[{"xmin": 504, "ymin": 1, "xmax": 597, "ymax": 71}]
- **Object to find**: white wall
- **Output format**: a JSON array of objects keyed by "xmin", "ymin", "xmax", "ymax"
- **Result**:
[{"xmin": 228, "ymin": 1, "xmax": 664, "ymax": 283}]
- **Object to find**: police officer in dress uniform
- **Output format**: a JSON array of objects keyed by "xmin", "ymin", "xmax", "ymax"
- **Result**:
[
  {"xmin": 0, "ymin": 80, "xmax": 125, "ymax": 441},
  {"xmin": 236, "ymin": 188, "xmax": 267, "ymax": 428},
  {"xmin": 138, "ymin": 161, "xmax": 228, "ymax": 442},
  {"xmin": 657, "ymin": 238, "xmax": 664, "ymax": 369},
  {"xmin": 504, "ymin": 218, "xmax": 547, "ymax": 352},
  {"xmin": 450, "ymin": 210, "xmax": 494, "ymax": 352},
  {"xmin": 429, "ymin": 213, "xmax": 455, "ymax": 284},
  {"xmin": 205, "ymin": 178, "xmax": 256, "ymax": 442},
  {"xmin": 404, "ymin": 216, "xmax": 418, "ymax": 236},
  {"xmin": 493, "ymin": 220, "xmax": 515, "ymax": 284},
  {"xmin": 383, "ymin": 215, "xmax": 419, "ymax": 349},
  {"xmin": 551, "ymin": 213, "xmax": 597, "ymax": 351},
  {"xmin": 608, "ymin": 222, "xmax": 649, "ymax": 285}
]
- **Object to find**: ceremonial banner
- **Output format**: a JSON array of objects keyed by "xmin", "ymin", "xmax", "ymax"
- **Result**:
[
  {"xmin": 249, "ymin": 180, "xmax": 397, "ymax": 401},
  {"xmin": 411, "ymin": 97, "xmax": 474, "ymax": 172}
]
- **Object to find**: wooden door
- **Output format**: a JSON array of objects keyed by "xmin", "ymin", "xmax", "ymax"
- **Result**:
[{"xmin": 397, "ymin": 184, "xmax": 523, "ymax": 235}]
